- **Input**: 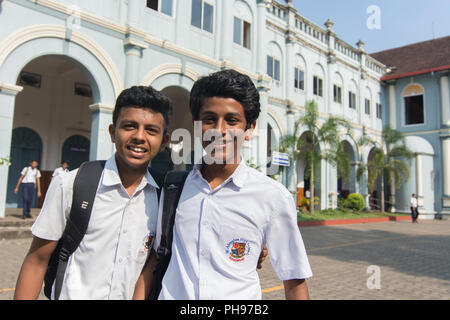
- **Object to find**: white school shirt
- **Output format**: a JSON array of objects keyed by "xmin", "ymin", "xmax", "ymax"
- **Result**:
[
  {"xmin": 52, "ymin": 167, "xmax": 69, "ymax": 178},
  {"xmin": 31, "ymin": 156, "xmax": 159, "ymax": 300},
  {"xmin": 155, "ymin": 162, "xmax": 313, "ymax": 300},
  {"xmin": 21, "ymin": 167, "xmax": 41, "ymax": 184},
  {"xmin": 410, "ymin": 197, "xmax": 418, "ymax": 208}
]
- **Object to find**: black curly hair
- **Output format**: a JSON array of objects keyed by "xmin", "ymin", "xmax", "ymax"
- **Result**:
[
  {"xmin": 113, "ymin": 86, "xmax": 172, "ymax": 132},
  {"xmin": 189, "ymin": 69, "xmax": 260, "ymax": 129}
]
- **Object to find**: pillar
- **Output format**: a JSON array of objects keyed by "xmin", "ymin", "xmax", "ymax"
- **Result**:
[
  {"xmin": 257, "ymin": 90, "xmax": 268, "ymax": 175},
  {"xmin": 442, "ymin": 137, "xmax": 450, "ymax": 209},
  {"xmin": 415, "ymin": 153, "xmax": 424, "ymax": 208},
  {"xmin": 89, "ymin": 103, "xmax": 115, "ymax": 161},
  {"xmin": 388, "ymin": 82, "xmax": 397, "ymax": 129},
  {"xmin": 0, "ymin": 82, "xmax": 23, "ymax": 218},
  {"xmin": 440, "ymin": 73, "xmax": 450, "ymax": 127}
]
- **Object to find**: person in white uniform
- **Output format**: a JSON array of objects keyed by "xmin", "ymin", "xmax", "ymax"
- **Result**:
[
  {"xmin": 52, "ymin": 160, "xmax": 69, "ymax": 179},
  {"xmin": 136, "ymin": 70, "xmax": 312, "ymax": 300},
  {"xmin": 14, "ymin": 86, "xmax": 171, "ymax": 300},
  {"xmin": 13, "ymin": 160, "xmax": 42, "ymax": 219}
]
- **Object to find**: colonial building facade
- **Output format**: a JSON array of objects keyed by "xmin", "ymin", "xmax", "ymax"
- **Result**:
[
  {"xmin": 372, "ymin": 36, "xmax": 450, "ymax": 219},
  {"xmin": 0, "ymin": 0, "xmax": 390, "ymax": 217}
]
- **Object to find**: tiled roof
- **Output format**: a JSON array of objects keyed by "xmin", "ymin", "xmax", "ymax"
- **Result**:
[{"xmin": 370, "ymin": 36, "xmax": 450, "ymax": 81}]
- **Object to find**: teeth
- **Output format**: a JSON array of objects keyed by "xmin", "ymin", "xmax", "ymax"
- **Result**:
[{"xmin": 129, "ymin": 146, "xmax": 146, "ymax": 153}]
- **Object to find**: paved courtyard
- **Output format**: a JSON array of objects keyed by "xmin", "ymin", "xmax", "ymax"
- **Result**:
[{"xmin": 1, "ymin": 219, "xmax": 449, "ymax": 300}]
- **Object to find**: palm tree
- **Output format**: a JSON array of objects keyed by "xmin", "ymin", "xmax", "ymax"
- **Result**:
[
  {"xmin": 356, "ymin": 126, "xmax": 413, "ymax": 213},
  {"xmin": 279, "ymin": 100, "xmax": 352, "ymax": 214}
]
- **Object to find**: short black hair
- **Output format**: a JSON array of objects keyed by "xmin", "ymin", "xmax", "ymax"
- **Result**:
[
  {"xmin": 189, "ymin": 69, "xmax": 260, "ymax": 129},
  {"xmin": 113, "ymin": 86, "xmax": 172, "ymax": 132}
]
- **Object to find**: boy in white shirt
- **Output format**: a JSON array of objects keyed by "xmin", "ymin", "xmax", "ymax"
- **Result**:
[
  {"xmin": 136, "ymin": 70, "xmax": 312, "ymax": 300},
  {"xmin": 14, "ymin": 86, "xmax": 171, "ymax": 299},
  {"xmin": 13, "ymin": 160, "xmax": 42, "ymax": 219},
  {"xmin": 52, "ymin": 161, "xmax": 69, "ymax": 178}
]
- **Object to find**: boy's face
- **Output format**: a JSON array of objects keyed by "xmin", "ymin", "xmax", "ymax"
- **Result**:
[
  {"xmin": 197, "ymin": 97, "xmax": 255, "ymax": 165},
  {"xmin": 109, "ymin": 106, "xmax": 168, "ymax": 171},
  {"xmin": 30, "ymin": 161, "xmax": 38, "ymax": 169},
  {"xmin": 62, "ymin": 162, "xmax": 69, "ymax": 170}
]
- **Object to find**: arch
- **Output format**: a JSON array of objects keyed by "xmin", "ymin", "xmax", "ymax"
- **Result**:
[
  {"xmin": 267, "ymin": 41, "xmax": 283, "ymax": 59},
  {"xmin": 402, "ymin": 83, "xmax": 424, "ymax": 97},
  {"xmin": 0, "ymin": 25, "xmax": 121, "ymax": 105},
  {"xmin": 61, "ymin": 135, "xmax": 90, "ymax": 170},
  {"xmin": 233, "ymin": 0, "xmax": 253, "ymax": 22},
  {"xmin": 6, "ymin": 127, "xmax": 43, "ymax": 208},
  {"xmin": 141, "ymin": 64, "xmax": 201, "ymax": 87},
  {"xmin": 313, "ymin": 62, "xmax": 325, "ymax": 78},
  {"xmin": 404, "ymin": 136, "xmax": 435, "ymax": 155}
]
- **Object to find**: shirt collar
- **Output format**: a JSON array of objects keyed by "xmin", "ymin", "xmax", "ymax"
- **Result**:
[
  {"xmin": 193, "ymin": 158, "xmax": 248, "ymax": 189},
  {"xmin": 101, "ymin": 155, "xmax": 159, "ymax": 190}
]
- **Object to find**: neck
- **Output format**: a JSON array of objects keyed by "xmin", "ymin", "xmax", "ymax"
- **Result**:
[
  {"xmin": 115, "ymin": 155, "xmax": 147, "ymax": 192},
  {"xmin": 201, "ymin": 162, "xmax": 240, "ymax": 190}
]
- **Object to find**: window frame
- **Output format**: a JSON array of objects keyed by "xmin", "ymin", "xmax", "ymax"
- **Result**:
[
  {"xmin": 313, "ymin": 75, "xmax": 323, "ymax": 97},
  {"xmin": 376, "ymin": 103, "xmax": 382, "ymax": 119},
  {"xmin": 233, "ymin": 16, "xmax": 251, "ymax": 49},
  {"xmin": 294, "ymin": 67, "xmax": 305, "ymax": 91},
  {"xmin": 348, "ymin": 91, "xmax": 356, "ymax": 109},
  {"xmin": 365, "ymin": 98, "xmax": 371, "ymax": 115},
  {"xmin": 333, "ymin": 84, "xmax": 342, "ymax": 104},
  {"xmin": 191, "ymin": 0, "xmax": 214, "ymax": 34},
  {"xmin": 404, "ymin": 94, "xmax": 425, "ymax": 126},
  {"xmin": 267, "ymin": 55, "xmax": 281, "ymax": 81},
  {"xmin": 146, "ymin": 0, "xmax": 174, "ymax": 17}
]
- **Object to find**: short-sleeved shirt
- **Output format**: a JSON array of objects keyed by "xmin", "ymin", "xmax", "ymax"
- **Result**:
[
  {"xmin": 155, "ymin": 162, "xmax": 312, "ymax": 300},
  {"xmin": 52, "ymin": 167, "xmax": 69, "ymax": 178},
  {"xmin": 21, "ymin": 167, "xmax": 41, "ymax": 184},
  {"xmin": 410, "ymin": 197, "xmax": 418, "ymax": 208},
  {"xmin": 31, "ymin": 156, "xmax": 159, "ymax": 300}
]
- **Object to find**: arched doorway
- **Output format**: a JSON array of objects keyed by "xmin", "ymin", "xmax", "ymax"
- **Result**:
[
  {"xmin": 337, "ymin": 140, "xmax": 356, "ymax": 199},
  {"xmin": 8, "ymin": 55, "xmax": 94, "ymax": 208},
  {"xmin": 62, "ymin": 135, "xmax": 90, "ymax": 170},
  {"xmin": 6, "ymin": 127, "xmax": 42, "ymax": 208},
  {"xmin": 296, "ymin": 131, "xmax": 321, "ymax": 210},
  {"xmin": 367, "ymin": 147, "xmax": 381, "ymax": 210}
]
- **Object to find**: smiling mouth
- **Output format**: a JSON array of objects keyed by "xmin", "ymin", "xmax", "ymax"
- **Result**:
[{"xmin": 127, "ymin": 145, "xmax": 148, "ymax": 154}]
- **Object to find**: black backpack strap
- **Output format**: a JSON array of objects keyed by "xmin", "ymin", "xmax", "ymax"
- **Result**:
[
  {"xmin": 148, "ymin": 170, "xmax": 189, "ymax": 300},
  {"xmin": 147, "ymin": 167, "xmax": 164, "ymax": 201},
  {"xmin": 50, "ymin": 160, "xmax": 106, "ymax": 300}
]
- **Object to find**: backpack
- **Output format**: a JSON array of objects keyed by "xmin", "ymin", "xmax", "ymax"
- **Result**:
[
  {"xmin": 148, "ymin": 170, "xmax": 189, "ymax": 300},
  {"xmin": 43, "ymin": 160, "xmax": 165, "ymax": 300}
]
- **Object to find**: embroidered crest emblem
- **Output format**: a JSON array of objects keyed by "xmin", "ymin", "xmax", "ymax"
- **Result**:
[
  {"xmin": 143, "ymin": 233, "xmax": 154, "ymax": 252},
  {"xmin": 226, "ymin": 238, "xmax": 251, "ymax": 262}
]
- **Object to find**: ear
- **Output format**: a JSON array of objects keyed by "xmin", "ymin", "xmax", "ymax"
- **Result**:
[
  {"xmin": 244, "ymin": 121, "xmax": 256, "ymax": 141},
  {"xmin": 108, "ymin": 124, "xmax": 116, "ymax": 143},
  {"xmin": 160, "ymin": 132, "xmax": 170, "ymax": 151}
]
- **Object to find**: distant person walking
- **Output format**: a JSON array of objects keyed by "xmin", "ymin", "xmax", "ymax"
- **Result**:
[
  {"xmin": 410, "ymin": 193, "xmax": 419, "ymax": 223},
  {"xmin": 13, "ymin": 160, "xmax": 42, "ymax": 219},
  {"xmin": 52, "ymin": 161, "xmax": 69, "ymax": 179}
]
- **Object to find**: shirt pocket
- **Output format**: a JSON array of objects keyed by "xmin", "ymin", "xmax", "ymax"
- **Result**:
[{"xmin": 213, "ymin": 223, "xmax": 262, "ymax": 271}]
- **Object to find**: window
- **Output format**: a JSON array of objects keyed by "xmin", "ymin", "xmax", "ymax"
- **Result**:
[
  {"xmin": 191, "ymin": 0, "xmax": 214, "ymax": 33},
  {"xmin": 376, "ymin": 103, "xmax": 382, "ymax": 119},
  {"xmin": 365, "ymin": 98, "xmax": 371, "ymax": 115},
  {"xmin": 267, "ymin": 56, "xmax": 280, "ymax": 81},
  {"xmin": 333, "ymin": 85, "xmax": 342, "ymax": 103},
  {"xmin": 294, "ymin": 68, "xmax": 304, "ymax": 90},
  {"xmin": 146, "ymin": 0, "xmax": 173, "ymax": 16},
  {"xmin": 233, "ymin": 17, "xmax": 251, "ymax": 49},
  {"xmin": 313, "ymin": 76, "xmax": 323, "ymax": 97},
  {"xmin": 349, "ymin": 91, "xmax": 356, "ymax": 109},
  {"xmin": 405, "ymin": 95, "xmax": 424, "ymax": 125}
]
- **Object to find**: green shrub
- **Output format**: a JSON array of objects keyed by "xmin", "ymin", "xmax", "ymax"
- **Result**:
[{"xmin": 343, "ymin": 193, "xmax": 364, "ymax": 211}]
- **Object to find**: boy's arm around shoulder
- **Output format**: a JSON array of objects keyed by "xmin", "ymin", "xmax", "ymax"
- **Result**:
[{"xmin": 14, "ymin": 236, "xmax": 58, "ymax": 299}]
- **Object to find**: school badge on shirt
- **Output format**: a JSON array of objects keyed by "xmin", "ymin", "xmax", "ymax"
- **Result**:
[
  {"xmin": 226, "ymin": 238, "xmax": 251, "ymax": 262},
  {"xmin": 143, "ymin": 233, "xmax": 154, "ymax": 252}
]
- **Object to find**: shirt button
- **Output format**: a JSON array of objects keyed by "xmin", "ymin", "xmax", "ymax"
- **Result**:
[
  {"xmin": 119, "ymin": 257, "xmax": 123, "ymax": 263},
  {"xmin": 201, "ymin": 250, "xmax": 207, "ymax": 256},
  {"xmin": 123, "ymin": 229, "xmax": 127, "ymax": 234}
]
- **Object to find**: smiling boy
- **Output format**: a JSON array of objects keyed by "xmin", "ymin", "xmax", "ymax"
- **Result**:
[
  {"xmin": 138, "ymin": 70, "xmax": 312, "ymax": 300},
  {"xmin": 14, "ymin": 86, "xmax": 170, "ymax": 300}
]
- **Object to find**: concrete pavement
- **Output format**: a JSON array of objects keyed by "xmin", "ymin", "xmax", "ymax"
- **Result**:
[{"xmin": 1, "ymin": 218, "xmax": 449, "ymax": 300}]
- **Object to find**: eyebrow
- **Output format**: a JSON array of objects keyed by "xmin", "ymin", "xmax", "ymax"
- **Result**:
[{"xmin": 199, "ymin": 111, "xmax": 243, "ymax": 118}]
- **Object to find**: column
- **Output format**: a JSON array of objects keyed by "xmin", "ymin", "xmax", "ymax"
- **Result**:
[
  {"xmin": 440, "ymin": 73, "xmax": 450, "ymax": 127},
  {"xmin": 219, "ymin": 0, "xmax": 232, "ymax": 63},
  {"xmin": 257, "ymin": 90, "xmax": 268, "ymax": 175},
  {"xmin": 0, "ymin": 82, "xmax": 23, "ymax": 218},
  {"xmin": 256, "ymin": 0, "xmax": 269, "ymax": 74},
  {"xmin": 124, "ymin": 42, "xmax": 146, "ymax": 87},
  {"xmin": 89, "ymin": 104, "xmax": 115, "ymax": 161},
  {"xmin": 442, "ymin": 137, "xmax": 450, "ymax": 209},
  {"xmin": 388, "ymin": 82, "xmax": 397, "ymax": 129},
  {"xmin": 286, "ymin": 108, "xmax": 297, "ymax": 196},
  {"xmin": 415, "ymin": 154, "xmax": 424, "ymax": 208}
]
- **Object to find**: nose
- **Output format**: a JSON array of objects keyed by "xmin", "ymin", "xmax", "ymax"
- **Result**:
[
  {"xmin": 215, "ymin": 118, "xmax": 227, "ymax": 136},
  {"xmin": 131, "ymin": 126, "xmax": 146, "ymax": 142}
]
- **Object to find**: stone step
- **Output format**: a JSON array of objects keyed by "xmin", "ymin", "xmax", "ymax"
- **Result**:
[{"xmin": 0, "ymin": 226, "xmax": 32, "ymax": 240}]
